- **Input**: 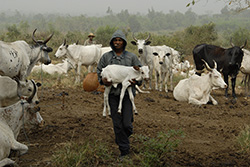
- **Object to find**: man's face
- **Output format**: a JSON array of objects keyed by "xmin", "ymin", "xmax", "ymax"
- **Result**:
[
  {"xmin": 113, "ymin": 37, "xmax": 124, "ymax": 50},
  {"xmin": 89, "ymin": 36, "xmax": 94, "ymax": 40}
]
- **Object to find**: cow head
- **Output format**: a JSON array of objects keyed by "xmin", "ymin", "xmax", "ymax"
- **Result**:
[
  {"xmin": 228, "ymin": 38, "xmax": 247, "ymax": 69},
  {"xmin": 153, "ymin": 46, "xmax": 172, "ymax": 65},
  {"xmin": 32, "ymin": 29, "xmax": 53, "ymax": 65},
  {"xmin": 131, "ymin": 33, "xmax": 151, "ymax": 55},
  {"xmin": 26, "ymin": 79, "xmax": 41, "ymax": 105},
  {"xmin": 202, "ymin": 59, "xmax": 227, "ymax": 89},
  {"xmin": 54, "ymin": 39, "xmax": 69, "ymax": 58}
]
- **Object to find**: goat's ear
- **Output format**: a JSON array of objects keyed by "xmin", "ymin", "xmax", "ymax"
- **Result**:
[{"xmin": 133, "ymin": 66, "xmax": 140, "ymax": 71}]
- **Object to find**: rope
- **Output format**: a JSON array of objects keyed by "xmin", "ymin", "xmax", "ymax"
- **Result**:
[{"xmin": 21, "ymin": 100, "xmax": 30, "ymax": 144}]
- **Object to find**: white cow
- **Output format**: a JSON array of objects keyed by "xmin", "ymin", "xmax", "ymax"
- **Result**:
[
  {"xmin": 173, "ymin": 60, "xmax": 191, "ymax": 78},
  {"xmin": 240, "ymin": 49, "xmax": 250, "ymax": 96},
  {"xmin": 131, "ymin": 33, "xmax": 154, "ymax": 90},
  {"xmin": 54, "ymin": 40, "xmax": 102, "ymax": 83},
  {"xmin": 101, "ymin": 65, "xmax": 149, "ymax": 117},
  {"xmin": 0, "ymin": 29, "xmax": 53, "ymax": 81},
  {"xmin": 173, "ymin": 61, "xmax": 227, "ymax": 105},
  {"xmin": 152, "ymin": 45, "xmax": 173, "ymax": 93},
  {"xmin": 32, "ymin": 59, "xmax": 73, "ymax": 75},
  {"xmin": 0, "ymin": 76, "xmax": 40, "ymax": 107},
  {"xmin": 0, "ymin": 88, "xmax": 43, "ymax": 166}
]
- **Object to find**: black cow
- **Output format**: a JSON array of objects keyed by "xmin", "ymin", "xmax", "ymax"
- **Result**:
[{"xmin": 193, "ymin": 39, "xmax": 247, "ymax": 98}]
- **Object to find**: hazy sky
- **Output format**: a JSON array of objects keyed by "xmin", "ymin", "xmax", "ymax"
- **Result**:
[{"xmin": 0, "ymin": 0, "xmax": 227, "ymax": 16}]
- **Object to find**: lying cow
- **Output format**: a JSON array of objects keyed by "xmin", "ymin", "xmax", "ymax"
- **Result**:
[
  {"xmin": 101, "ymin": 65, "xmax": 149, "ymax": 117},
  {"xmin": 173, "ymin": 60, "xmax": 227, "ymax": 105},
  {"xmin": 0, "ymin": 76, "xmax": 41, "ymax": 107},
  {"xmin": 0, "ymin": 85, "xmax": 43, "ymax": 166},
  {"xmin": 32, "ymin": 59, "xmax": 73, "ymax": 75}
]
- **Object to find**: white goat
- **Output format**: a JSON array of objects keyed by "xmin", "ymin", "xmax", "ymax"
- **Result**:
[{"xmin": 101, "ymin": 65, "xmax": 149, "ymax": 117}]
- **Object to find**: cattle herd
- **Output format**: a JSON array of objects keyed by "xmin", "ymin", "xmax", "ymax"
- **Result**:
[{"xmin": 0, "ymin": 29, "xmax": 248, "ymax": 166}]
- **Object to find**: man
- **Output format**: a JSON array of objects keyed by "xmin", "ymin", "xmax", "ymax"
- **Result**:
[
  {"xmin": 97, "ymin": 30, "xmax": 142, "ymax": 159},
  {"xmin": 84, "ymin": 33, "xmax": 96, "ymax": 45}
]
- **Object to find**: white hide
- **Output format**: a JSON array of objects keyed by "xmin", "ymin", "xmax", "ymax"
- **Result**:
[
  {"xmin": 0, "ymin": 30, "xmax": 53, "ymax": 81},
  {"xmin": 55, "ymin": 43, "xmax": 102, "ymax": 83},
  {"xmin": 101, "ymin": 65, "xmax": 150, "ymax": 117},
  {"xmin": 153, "ymin": 45, "xmax": 173, "ymax": 93},
  {"xmin": 240, "ymin": 49, "xmax": 250, "ymax": 96},
  {"xmin": 0, "ymin": 76, "xmax": 40, "ymax": 107},
  {"xmin": 32, "ymin": 59, "xmax": 73, "ymax": 75},
  {"xmin": 173, "ymin": 64, "xmax": 227, "ymax": 105},
  {"xmin": 131, "ymin": 36, "xmax": 154, "ymax": 90},
  {"xmin": 0, "ymin": 98, "xmax": 43, "ymax": 166}
]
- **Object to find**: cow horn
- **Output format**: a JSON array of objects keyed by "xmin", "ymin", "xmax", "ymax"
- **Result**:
[
  {"xmin": 14, "ymin": 78, "xmax": 22, "ymax": 98},
  {"xmin": 27, "ymin": 80, "xmax": 37, "ymax": 103},
  {"xmin": 32, "ymin": 28, "xmax": 38, "ymax": 43},
  {"xmin": 145, "ymin": 33, "xmax": 151, "ymax": 42},
  {"xmin": 241, "ymin": 39, "xmax": 247, "ymax": 49},
  {"xmin": 230, "ymin": 37, "xmax": 235, "ymax": 47},
  {"xmin": 213, "ymin": 60, "xmax": 217, "ymax": 69},
  {"xmin": 63, "ymin": 39, "xmax": 66, "ymax": 46},
  {"xmin": 202, "ymin": 59, "xmax": 212, "ymax": 72},
  {"xmin": 43, "ymin": 32, "xmax": 54, "ymax": 44},
  {"xmin": 132, "ymin": 32, "xmax": 138, "ymax": 42}
]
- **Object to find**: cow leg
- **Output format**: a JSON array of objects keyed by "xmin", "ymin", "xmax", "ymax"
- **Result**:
[
  {"xmin": 127, "ymin": 87, "xmax": 137, "ymax": 115},
  {"xmin": 224, "ymin": 75, "xmax": 229, "ymax": 97},
  {"xmin": 103, "ymin": 86, "xmax": 111, "ymax": 117},
  {"xmin": 209, "ymin": 95, "xmax": 218, "ymax": 105},
  {"xmin": 159, "ymin": 70, "xmax": 163, "ymax": 92},
  {"xmin": 169, "ymin": 69, "xmax": 173, "ymax": 91},
  {"xmin": 163, "ymin": 71, "xmax": 168, "ymax": 93},
  {"xmin": 148, "ymin": 67, "xmax": 153, "ymax": 90},
  {"xmin": 155, "ymin": 71, "xmax": 159, "ymax": 90},
  {"xmin": 0, "ymin": 158, "xmax": 15, "ymax": 166},
  {"xmin": 12, "ymin": 140, "xmax": 28, "ymax": 155},
  {"xmin": 75, "ymin": 63, "xmax": 81, "ymax": 84},
  {"xmin": 231, "ymin": 77, "xmax": 237, "ymax": 98}
]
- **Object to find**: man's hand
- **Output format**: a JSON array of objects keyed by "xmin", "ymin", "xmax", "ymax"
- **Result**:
[
  {"xmin": 129, "ymin": 78, "xmax": 137, "ymax": 85},
  {"xmin": 102, "ymin": 78, "xmax": 112, "ymax": 86}
]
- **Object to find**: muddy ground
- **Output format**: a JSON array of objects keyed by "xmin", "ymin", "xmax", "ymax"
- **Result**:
[{"xmin": 13, "ymin": 76, "xmax": 250, "ymax": 167}]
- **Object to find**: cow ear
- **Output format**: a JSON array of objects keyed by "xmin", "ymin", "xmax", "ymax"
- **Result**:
[
  {"xmin": 131, "ymin": 41, "xmax": 136, "ymax": 45},
  {"xmin": 66, "ymin": 44, "xmax": 69, "ymax": 49},
  {"xmin": 166, "ymin": 53, "xmax": 171, "ymax": 56},
  {"xmin": 36, "ymin": 82, "xmax": 42, "ymax": 87},
  {"xmin": 153, "ymin": 52, "xmax": 158, "ymax": 56},
  {"xmin": 145, "ymin": 41, "xmax": 151, "ymax": 45},
  {"xmin": 133, "ymin": 66, "xmax": 140, "ymax": 71}
]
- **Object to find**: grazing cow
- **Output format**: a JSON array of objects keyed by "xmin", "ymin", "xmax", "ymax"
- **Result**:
[
  {"xmin": 193, "ymin": 39, "xmax": 247, "ymax": 98},
  {"xmin": 32, "ymin": 59, "xmax": 73, "ymax": 75},
  {"xmin": 101, "ymin": 65, "xmax": 149, "ymax": 117},
  {"xmin": 173, "ymin": 60, "xmax": 227, "ymax": 105},
  {"xmin": 0, "ymin": 29, "xmax": 53, "ymax": 81},
  {"xmin": 54, "ymin": 40, "xmax": 102, "ymax": 83},
  {"xmin": 152, "ymin": 45, "xmax": 173, "ymax": 93},
  {"xmin": 0, "ymin": 86, "xmax": 43, "ymax": 167},
  {"xmin": 240, "ymin": 49, "xmax": 250, "ymax": 96},
  {"xmin": 0, "ymin": 76, "xmax": 41, "ymax": 107},
  {"xmin": 131, "ymin": 33, "xmax": 154, "ymax": 90}
]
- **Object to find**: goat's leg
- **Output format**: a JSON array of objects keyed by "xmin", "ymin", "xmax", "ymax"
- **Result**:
[
  {"xmin": 127, "ymin": 87, "xmax": 138, "ymax": 114},
  {"xmin": 103, "ymin": 87, "xmax": 111, "ymax": 117},
  {"xmin": 117, "ymin": 85, "xmax": 128, "ymax": 114}
]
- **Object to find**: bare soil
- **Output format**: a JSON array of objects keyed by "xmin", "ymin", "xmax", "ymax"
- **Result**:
[{"xmin": 14, "ymin": 80, "xmax": 250, "ymax": 166}]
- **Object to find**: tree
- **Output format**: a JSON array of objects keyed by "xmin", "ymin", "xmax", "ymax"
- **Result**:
[{"xmin": 187, "ymin": 0, "xmax": 250, "ymax": 11}]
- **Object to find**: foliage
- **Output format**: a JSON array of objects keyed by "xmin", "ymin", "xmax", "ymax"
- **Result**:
[
  {"xmin": 52, "ymin": 140, "xmax": 112, "ymax": 167},
  {"xmin": 236, "ymin": 125, "xmax": 250, "ymax": 153},
  {"xmin": 132, "ymin": 130, "xmax": 185, "ymax": 167}
]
